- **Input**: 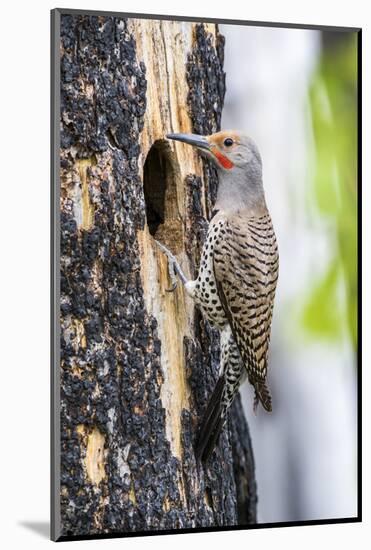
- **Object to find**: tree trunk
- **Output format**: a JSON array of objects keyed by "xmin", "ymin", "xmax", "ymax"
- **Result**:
[{"xmin": 57, "ymin": 12, "xmax": 257, "ymax": 539}]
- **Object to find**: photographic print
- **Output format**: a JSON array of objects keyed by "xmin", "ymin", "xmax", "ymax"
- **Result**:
[{"xmin": 51, "ymin": 8, "xmax": 360, "ymax": 541}]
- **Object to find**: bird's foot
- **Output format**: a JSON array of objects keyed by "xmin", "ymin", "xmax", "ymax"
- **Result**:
[
  {"xmin": 165, "ymin": 257, "xmax": 178, "ymax": 293},
  {"xmin": 154, "ymin": 240, "xmax": 187, "ymax": 292}
]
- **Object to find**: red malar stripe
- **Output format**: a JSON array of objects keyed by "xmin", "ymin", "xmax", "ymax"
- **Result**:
[{"xmin": 214, "ymin": 150, "xmax": 234, "ymax": 169}]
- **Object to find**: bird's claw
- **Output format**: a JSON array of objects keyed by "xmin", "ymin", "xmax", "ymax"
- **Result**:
[
  {"xmin": 165, "ymin": 281, "xmax": 178, "ymax": 293},
  {"xmin": 154, "ymin": 240, "xmax": 179, "ymax": 292},
  {"xmin": 165, "ymin": 256, "xmax": 178, "ymax": 292}
]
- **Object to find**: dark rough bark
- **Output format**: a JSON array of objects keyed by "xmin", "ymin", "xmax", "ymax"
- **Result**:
[
  {"xmin": 59, "ymin": 14, "xmax": 257, "ymax": 538},
  {"xmin": 186, "ymin": 24, "xmax": 226, "ymax": 216}
]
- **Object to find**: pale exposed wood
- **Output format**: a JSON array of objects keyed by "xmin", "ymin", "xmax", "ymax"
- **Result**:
[{"xmin": 132, "ymin": 20, "xmax": 220, "ymax": 459}]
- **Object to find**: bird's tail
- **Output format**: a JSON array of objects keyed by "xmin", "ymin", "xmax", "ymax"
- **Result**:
[
  {"xmin": 253, "ymin": 381, "xmax": 272, "ymax": 413},
  {"xmin": 195, "ymin": 376, "xmax": 227, "ymax": 463}
]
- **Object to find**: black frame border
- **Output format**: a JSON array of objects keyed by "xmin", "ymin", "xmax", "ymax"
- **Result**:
[{"xmin": 51, "ymin": 7, "xmax": 362, "ymax": 542}]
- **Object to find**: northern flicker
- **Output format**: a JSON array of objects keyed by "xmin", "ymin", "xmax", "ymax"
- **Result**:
[{"xmin": 157, "ymin": 130, "xmax": 279, "ymax": 463}]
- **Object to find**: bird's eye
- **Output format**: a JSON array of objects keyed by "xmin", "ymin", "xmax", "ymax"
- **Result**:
[{"xmin": 224, "ymin": 138, "xmax": 234, "ymax": 147}]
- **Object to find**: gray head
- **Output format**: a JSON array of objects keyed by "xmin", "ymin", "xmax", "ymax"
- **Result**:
[{"xmin": 166, "ymin": 130, "xmax": 266, "ymax": 213}]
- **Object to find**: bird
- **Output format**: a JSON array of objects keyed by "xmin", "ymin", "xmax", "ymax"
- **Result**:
[{"xmin": 157, "ymin": 130, "xmax": 279, "ymax": 463}]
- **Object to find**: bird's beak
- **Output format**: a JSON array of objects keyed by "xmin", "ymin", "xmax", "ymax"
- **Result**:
[
  {"xmin": 166, "ymin": 133, "xmax": 210, "ymax": 152},
  {"xmin": 167, "ymin": 131, "xmax": 235, "ymax": 171}
]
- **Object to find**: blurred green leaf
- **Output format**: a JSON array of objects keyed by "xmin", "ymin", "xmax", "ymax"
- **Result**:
[{"xmin": 301, "ymin": 34, "xmax": 358, "ymax": 349}]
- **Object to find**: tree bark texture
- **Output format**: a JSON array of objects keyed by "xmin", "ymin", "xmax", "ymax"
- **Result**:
[{"xmin": 59, "ymin": 13, "xmax": 257, "ymax": 538}]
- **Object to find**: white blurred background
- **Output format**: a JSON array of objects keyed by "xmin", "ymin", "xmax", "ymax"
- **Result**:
[{"xmin": 220, "ymin": 24, "xmax": 358, "ymax": 523}]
